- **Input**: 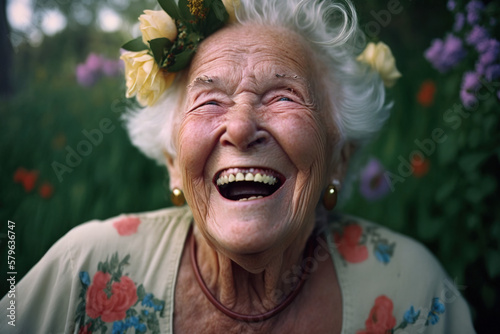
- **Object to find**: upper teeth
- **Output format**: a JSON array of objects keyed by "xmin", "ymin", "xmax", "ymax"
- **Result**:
[{"xmin": 216, "ymin": 171, "xmax": 278, "ymax": 186}]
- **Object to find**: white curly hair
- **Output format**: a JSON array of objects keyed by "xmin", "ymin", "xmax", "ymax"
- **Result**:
[{"xmin": 124, "ymin": 0, "xmax": 390, "ymax": 167}]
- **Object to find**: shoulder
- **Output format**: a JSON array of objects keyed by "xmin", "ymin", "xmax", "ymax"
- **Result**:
[
  {"xmin": 69, "ymin": 205, "xmax": 192, "ymax": 235},
  {"xmin": 328, "ymin": 213, "xmax": 476, "ymax": 333},
  {"xmin": 47, "ymin": 205, "xmax": 193, "ymax": 279},
  {"xmin": 61, "ymin": 205, "xmax": 192, "ymax": 248},
  {"xmin": 329, "ymin": 213, "xmax": 442, "ymax": 275},
  {"xmin": 2, "ymin": 207, "xmax": 192, "ymax": 333}
]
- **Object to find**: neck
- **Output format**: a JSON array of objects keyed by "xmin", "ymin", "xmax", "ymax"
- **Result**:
[{"xmin": 192, "ymin": 224, "xmax": 314, "ymax": 316}]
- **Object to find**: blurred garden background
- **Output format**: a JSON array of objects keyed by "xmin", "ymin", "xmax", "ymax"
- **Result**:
[{"xmin": 0, "ymin": 0, "xmax": 499, "ymax": 332}]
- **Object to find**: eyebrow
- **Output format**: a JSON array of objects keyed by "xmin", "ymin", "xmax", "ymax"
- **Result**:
[
  {"xmin": 187, "ymin": 72, "xmax": 312, "ymax": 100},
  {"xmin": 187, "ymin": 75, "xmax": 219, "ymax": 94}
]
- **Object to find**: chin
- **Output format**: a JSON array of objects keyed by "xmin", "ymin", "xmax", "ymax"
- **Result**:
[
  {"xmin": 200, "ymin": 182, "xmax": 308, "ymax": 256},
  {"xmin": 206, "ymin": 212, "xmax": 290, "ymax": 255}
]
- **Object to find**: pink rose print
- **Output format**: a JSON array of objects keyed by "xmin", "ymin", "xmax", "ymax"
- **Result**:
[
  {"xmin": 113, "ymin": 216, "xmax": 141, "ymax": 236},
  {"xmin": 85, "ymin": 271, "xmax": 110, "ymax": 320},
  {"xmin": 85, "ymin": 271, "xmax": 138, "ymax": 322},
  {"xmin": 334, "ymin": 224, "xmax": 369, "ymax": 263},
  {"xmin": 357, "ymin": 295, "xmax": 396, "ymax": 334}
]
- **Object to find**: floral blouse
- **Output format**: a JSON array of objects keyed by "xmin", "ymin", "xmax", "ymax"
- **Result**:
[{"xmin": 0, "ymin": 206, "xmax": 476, "ymax": 333}]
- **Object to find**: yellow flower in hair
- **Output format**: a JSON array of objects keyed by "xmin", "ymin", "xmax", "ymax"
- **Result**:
[
  {"xmin": 188, "ymin": 0, "xmax": 206, "ymax": 18},
  {"xmin": 357, "ymin": 42, "xmax": 402, "ymax": 87},
  {"xmin": 139, "ymin": 10, "xmax": 178, "ymax": 45},
  {"xmin": 223, "ymin": 0, "xmax": 240, "ymax": 23},
  {"xmin": 121, "ymin": 50, "xmax": 176, "ymax": 106},
  {"xmin": 122, "ymin": 0, "xmax": 236, "ymax": 107}
]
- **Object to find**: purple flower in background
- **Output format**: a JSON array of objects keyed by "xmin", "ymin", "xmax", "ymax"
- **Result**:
[
  {"xmin": 102, "ymin": 59, "xmax": 122, "ymax": 77},
  {"xmin": 453, "ymin": 13, "xmax": 465, "ymax": 32},
  {"xmin": 76, "ymin": 53, "xmax": 103, "ymax": 87},
  {"xmin": 75, "ymin": 53, "xmax": 121, "ymax": 87},
  {"xmin": 462, "ymin": 71, "xmax": 481, "ymax": 92},
  {"xmin": 460, "ymin": 87, "xmax": 478, "ymax": 108},
  {"xmin": 443, "ymin": 34, "xmax": 465, "ymax": 57},
  {"xmin": 475, "ymin": 39, "xmax": 500, "ymax": 75},
  {"xmin": 485, "ymin": 64, "xmax": 500, "ymax": 82},
  {"xmin": 475, "ymin": 61, "xmax": 486, "ymax": 75},
  {"xmin": 467, "ymin": 10, "xmax": 480, "ymax": 26},
  {"xmin": 85, "ymin": 53, "xmax": 103, "ymax": 72},
  {"xmin": 479, "ymin": 40, "xmax": 499, "ymax": 65},
  {"xmin": 476, "ymin": 39, "xmax": 493, "ymax": 53},
  {"xmin": 460, "ymin": 71, "xmax": 481, "ymax": 108},
  {"xmin": 485, "ymin": 39, "xmax": 499, "ymax": 56},
  {"xmin": 359, "ymin": 158, "xmax": 391, "ymax": 201},
  {"xmin": 76, "ymin": 64, "xmax": 98, "ymax": 87},
  {"xmin": 466, "ymin": 25, "xmax": 489, "ymax": 47},
  {"xmin": 447, "ymin": 0, "xmax": 456, "ymax": 11},
  {"xmin": 466, "ymin": 1, "xmax": 484, "ymax": 13},
  {"xmin": 479, "ymin": 51, "xmax": 498, "ymax": 67},
  {"xmin": 425, "ymin": 39, "xmax": 444, "ymax": 66},
  {"xmin": 465, "ymin": 0, "xmax": 484, "ymax": 25},
  {"xmin": 425, "ymin": 34, "xmax": 467, "ymax": 73}
]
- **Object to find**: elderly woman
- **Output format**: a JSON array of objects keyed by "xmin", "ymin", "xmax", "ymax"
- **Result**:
[{"xmin": 1, "ymin": 0, "xmax": 475, "ymax": 333}]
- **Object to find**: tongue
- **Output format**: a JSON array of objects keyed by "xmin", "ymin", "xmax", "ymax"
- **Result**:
[{"xmin": 221, "ymin": 182, "xmax": 276, "ymax": 200}]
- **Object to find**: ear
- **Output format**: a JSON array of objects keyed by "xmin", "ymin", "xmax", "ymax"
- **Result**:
[
  {"xmin": 328, "ymin": 141, "xmax": 357, "ymax": 189},
  {"xmin": 164, "ymin": 152, "xmax": 183, "ymax": 190}
]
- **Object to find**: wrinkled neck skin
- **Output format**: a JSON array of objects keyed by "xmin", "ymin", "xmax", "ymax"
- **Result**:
[{"xmin": 192, "ymin": 220, "xmax": 314, "ymax": 313}]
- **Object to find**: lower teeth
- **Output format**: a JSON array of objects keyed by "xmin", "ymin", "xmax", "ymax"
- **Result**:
[{"xmin": 238, "ymin": 196, "xmax": 263, "ymax": 202}]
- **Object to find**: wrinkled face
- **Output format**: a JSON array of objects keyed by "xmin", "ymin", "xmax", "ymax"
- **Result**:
[{"xmin": 175, "ymin": 24, "xmax": 337, "ymax": 255}]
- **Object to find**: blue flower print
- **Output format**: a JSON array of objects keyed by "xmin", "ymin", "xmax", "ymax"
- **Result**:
[
  {"xmin": 113, "ymin": 316, "xmax": 147, "ymax": 334},
  {"xmin": 127, "ymin": 315, "xmax": 138, "ymax": 327},
  {"xmin": 112, "ymin": 320, "xmax": 126, "ymax": 334},
  {"xmin": 142, "ymin": 293, "xmax": 154, "ymax": 307},
  {"xmin": 142, "ymin": 292, "xmax": 165, "ymax": 312},
  {"xmin": 404, "ymin": 306, "xmax": 420, "ymax": 324},
  {"xmin": 79, "ymin": 271, "xmax": 90, "ymax": 287},
  {"xmin": 427, "ymin": 298, "xmax": 445, "ymax": 325},
  {"xmin": 154, "ymin": 302, "xmax": 164, "ymax": 312},
  {"xmin": 374, "ymin": 242, "xmax": 394, "ymax": 264},
  {"xmin": 136, "ymin": 322, "xmax": 147, "ymax": 332}
]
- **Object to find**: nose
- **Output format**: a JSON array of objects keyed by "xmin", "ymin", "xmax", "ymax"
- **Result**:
[{"xmin": 220, "ymin": 105, "xmax": 269, "ymax": 151}]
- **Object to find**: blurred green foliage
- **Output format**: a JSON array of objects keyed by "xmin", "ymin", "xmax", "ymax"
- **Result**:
[{"xmin": 1, "ymin": 0, "xmax": 498, "ymax": 332}]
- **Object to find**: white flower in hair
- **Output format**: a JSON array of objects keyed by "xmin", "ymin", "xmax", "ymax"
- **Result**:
[{"xmin": 357, "ymin": 42, "xmax": 402, "ymax": 87}]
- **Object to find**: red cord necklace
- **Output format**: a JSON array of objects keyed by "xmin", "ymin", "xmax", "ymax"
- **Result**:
[{"xmin": 189, "ymin": 227, "xmax": 315, "ymax": 323}]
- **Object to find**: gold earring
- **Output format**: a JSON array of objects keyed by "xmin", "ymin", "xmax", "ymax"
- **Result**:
[
  {"xmin": 322, "ymin": 183, "xmax": 338, "ymax": 210},
  {"xmin": 171, "ymin": 188, "xmax": 186, "ymax": 206}
]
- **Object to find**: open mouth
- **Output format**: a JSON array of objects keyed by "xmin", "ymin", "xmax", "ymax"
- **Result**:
[{"xmin": 215, "ymin": 168, "xmax": 284, "ymax": 201}]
